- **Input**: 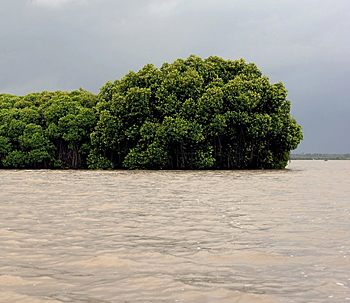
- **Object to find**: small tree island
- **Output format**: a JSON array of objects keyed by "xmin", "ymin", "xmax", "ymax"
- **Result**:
[{"xmin": 0, "ymin": 55, "xmax": 303, "ymax": 170}]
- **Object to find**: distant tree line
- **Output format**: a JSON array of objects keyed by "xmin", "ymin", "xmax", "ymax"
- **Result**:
[
  {"xmin": 290, "ymin": 154, "xmax": 350, "ymax": 160},
  {"xmin": 0, "ymin": 55, "xmax": 303, "ymax": 170}
]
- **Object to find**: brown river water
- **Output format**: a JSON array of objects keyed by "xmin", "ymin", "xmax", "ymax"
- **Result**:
[{"xmin": 0, "ymin": 160, "xmax": 349, "ymax": 303}]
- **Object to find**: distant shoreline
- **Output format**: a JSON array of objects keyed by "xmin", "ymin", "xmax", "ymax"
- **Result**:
[{"xmin": 290, "ymin": 154, "xmax": 350, "ymax": 160}]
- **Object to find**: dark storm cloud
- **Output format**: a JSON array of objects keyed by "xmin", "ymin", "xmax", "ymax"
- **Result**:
[{"xmin": 1, "ymin": 0, "xmax": 349, "ymax": 152}]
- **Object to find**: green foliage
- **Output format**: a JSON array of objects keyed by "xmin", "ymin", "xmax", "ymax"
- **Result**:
[
  {"xmin": 0, "ymin": 90, "xmax": 98, "ymax": 169},
  {"xmin": 90, "ymin": 55, "xmax": 303, "ymax": 169},
  {"xmin": 0, "ymin": 55, "xmax": 303, "ymax": 170}
]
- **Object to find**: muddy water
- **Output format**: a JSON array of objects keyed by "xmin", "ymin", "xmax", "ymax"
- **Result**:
[{"xmin": 0, "ymin": 160, "xmax": 349, "ymax": 303}]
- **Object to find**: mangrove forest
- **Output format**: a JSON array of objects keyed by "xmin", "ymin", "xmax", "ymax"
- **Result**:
[{"xmin": 0, "ymin": 55, "xmax": 303, "ymax": 170}]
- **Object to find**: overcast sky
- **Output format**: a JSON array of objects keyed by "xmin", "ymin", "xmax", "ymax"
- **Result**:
[{"xmin": 1, "ymin": 0, "xmax": 349, "ymax": 153}]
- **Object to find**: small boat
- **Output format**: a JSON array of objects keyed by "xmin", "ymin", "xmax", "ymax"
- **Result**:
[{"xmin": 324, "ymin": 158, "xmax": 328, "ymax": 161}]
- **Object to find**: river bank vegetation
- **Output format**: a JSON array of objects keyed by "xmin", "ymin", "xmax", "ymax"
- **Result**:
[{"xmin": 0, "ymin": 55, "xmax": 303, "ymax": 169}]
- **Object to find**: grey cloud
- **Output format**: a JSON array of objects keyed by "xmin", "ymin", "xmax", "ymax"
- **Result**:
[{"xmin": 0, "ymin": 0, "xmax": 349, "ymax": 153}]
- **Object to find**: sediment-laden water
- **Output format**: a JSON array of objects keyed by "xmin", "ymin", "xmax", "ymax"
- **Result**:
[{"xmin": 0, "ymin": 160, "xmax": 349, "ymax": 302}]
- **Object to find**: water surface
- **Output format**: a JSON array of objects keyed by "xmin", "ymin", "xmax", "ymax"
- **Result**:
[{"xmin": 0, "ymin": 160, "xmax": 349, "ymax": 302}]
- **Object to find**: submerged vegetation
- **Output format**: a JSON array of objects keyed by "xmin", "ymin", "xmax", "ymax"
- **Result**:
[{"xmin": 0, "ymin": 55, "xmax": 303, "ymax": 169}]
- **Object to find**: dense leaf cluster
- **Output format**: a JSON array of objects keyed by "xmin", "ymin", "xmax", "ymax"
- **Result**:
[
  {"xmin": 0, "ymin": 55, "xmax": 303, "ymax": 169},
  {"xmin": 0, "ymin": 89, "xmax": 97, "ymax": 168}
]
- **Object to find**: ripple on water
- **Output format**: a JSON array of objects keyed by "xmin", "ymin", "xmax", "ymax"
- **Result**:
[{"xmin": 0, "ymin": 161, "xmax": 349, "ymax": 302}]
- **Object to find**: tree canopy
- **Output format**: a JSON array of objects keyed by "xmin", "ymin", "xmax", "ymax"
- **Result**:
[
  {"xmin": 0, "ymin": 90, "xmax": 97, "ymax": 169},
  {"xmin": 0, "ymin": 55, "xmax": 303, "ymax": 170}
]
